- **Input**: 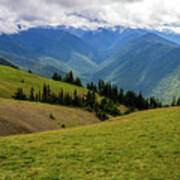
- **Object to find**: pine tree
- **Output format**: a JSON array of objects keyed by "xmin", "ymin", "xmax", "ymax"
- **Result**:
[
  {"xmin": 58, "ymin": 88, "xmax": 64, "ymax": 105},
  {"xmin": 64, "ymin": 93, "xmax": 72, "ymax": 106},
  {"xmin": 13, "ymin": 88, "xmax": 27, "ymax": 100},
  {"xmin": 98, "ymin": 80, "xmax": 105, "ymax": 95},
  {"xmin": 29, "ymin": 87, "xmax": 35, "ymax": 101},
  {"xmin": 74, "ymin": 77, "xmax": 82, "ymax": 87},
  {"xmin": 52, "ymin": 72, "xmax": 61, "ymax": 81},
  {"xmin": 106, "ymin": 82, "xmax": 112, "ymax": 98},
  {"xmin": 47, "ymin": 85, "xmax": 51, "ymax": 102},
  {"xmin": 85, "ymin": 90, "xmax": 96, "ymax": 109},
  {"xmin": 149, "ymin": 97, "xmax": 159, "ymax": 109},
  {"xmin": 100, "ymin": 98, "xmax": 107, "ymax": 110},
  {"xmin": 136, "ymin": 92, "xmax": 148, "ymax": 110},
  {"xmin": 35, "ymin": 93, "xmax": 39, "ymax": 101},
  {"xmin": 87, "ymin": 82, "xmax": 97, "ymax": 92},
  {"xmin": 111, "ymin": 85, "xmax": 118, "ymax": 102},
  {"xmin": 64, "ymin": 71, "xmax": 74, "ymax": 84},
  {"xmin": 124, "ymin": 91, "xmax": 137, "ymax": 108},
  {"xmin": 92, "ymin": 90, "xmax": 96, "ymax": 108},
  {"xmin": 73, "ymin": 89, "xmax": 80, "ymax": 106},
  {"xmin": 42, "ymin": 84, "xmax": 47, "ymax": 102},
  {"xmin": 38, "ymin": 90, "xmax": 42, "ymax": 102},
  {"xmin": 50, "ymin": 93, "xmax": 58, "ymax": 104},
  {"xmin": 118, "ymin": 88, "xmax": 124, "ymax": 104},
  {"xmin": 81, "ymin": 95, "xmax": 86, "ymax": 107},
  {"xmin": 94, "ymin": 102, "xmax": 100, "ymax": 115}
]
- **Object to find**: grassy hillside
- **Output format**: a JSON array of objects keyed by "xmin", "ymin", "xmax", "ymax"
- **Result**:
[
  {"xmin": 0, "ymin": 98, "xmax": 99, "ymax": 136},
  {"xmin": 0, "ymin": 65, "xmax": 87, "ymax": 99},
  {"xmin": 0, "ymin": 107, "xmax": 179, "ymax": 179}
]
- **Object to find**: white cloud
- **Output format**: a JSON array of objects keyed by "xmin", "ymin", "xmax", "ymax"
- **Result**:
[{"xmin": 0, "ymin": 0, "xmax": 180, "ymax": 34}]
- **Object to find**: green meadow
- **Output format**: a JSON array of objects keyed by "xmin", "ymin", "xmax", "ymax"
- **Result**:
[
  {"xmin": 0, "ymin": 65, "xmax": 87, "ymax": 99},
  {"xmin": 0, "ymin": 107, "xmax": 179, "ymax": 179}
]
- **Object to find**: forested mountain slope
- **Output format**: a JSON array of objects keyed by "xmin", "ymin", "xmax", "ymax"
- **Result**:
[
  {"xmin": 0, "ymin": 28, "xmax": 98, "ymax": 77},
  {"xmin": 94, "ymin": 33, "xmax": 180, "ymax": 103}
]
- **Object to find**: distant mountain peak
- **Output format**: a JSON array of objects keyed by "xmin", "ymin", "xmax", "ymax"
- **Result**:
[{"xmin": 136, "ymin": 32, "xmax": 177, "ymax": 46}]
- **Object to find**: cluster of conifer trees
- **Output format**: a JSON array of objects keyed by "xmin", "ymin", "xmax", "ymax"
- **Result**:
[
  {"xmin": 13, "ymin": 71, "xmax": 166, "ymax": 121},
  {"xmin": 12, "ymin": 84, "xmax": 121, "ymax": 121},
  {"xmin": 52, "ymin": 71, "xmax": 82, "ymax": 87},
  {"xmin": 52, "ymin": 72, "xmax": 162, "ymax": 110},
  {"xmin": 87, "ymin": 80, "xmax": 162, "ymax": 110}
]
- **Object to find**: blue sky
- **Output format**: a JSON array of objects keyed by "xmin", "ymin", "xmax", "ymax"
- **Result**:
[{"xmin": 0, "ymin": 0, "xmax": 180, "ymax": 34}]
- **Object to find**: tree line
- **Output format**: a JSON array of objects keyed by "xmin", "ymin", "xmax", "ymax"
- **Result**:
[
  {"xmin": 87, "ymin": 80, "xmax": 162, "ymax": 110},
  {"xmin": 12, "ymin": 84, "xmax": 121, "ymax": 121},
  {"xmin": 13, "ymin": 71, "xmax": 173, "ymax": 121},
  {"xmin": 52, "ymin": 72, "xmax": 162, "ymax": 110},
  {"xmin": 52, "ymin": 71, "xmax": 82, "ymax": 87}
]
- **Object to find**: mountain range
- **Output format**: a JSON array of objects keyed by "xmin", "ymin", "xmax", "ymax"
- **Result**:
[{"xmin": 1, "ymin": 26, "xmax": 180, "ymax": 103}]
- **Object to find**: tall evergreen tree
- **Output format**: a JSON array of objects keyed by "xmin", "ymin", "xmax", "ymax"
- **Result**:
[
  {"xmin": 149, "ymin": 97, "xmax": 159, "ymax": 109},
  {"xmin": 111, "ymin": 85, "xmax": 118, "ymax": 102},
  {"xmin": 42, "ymin": 84, "xmax": 47, "ymax": 102},
  {"xmin": 64, "ymin": 71, "xmax": 74, "ymax": 84},
  {"xmin": 73, "ymin": 89, "xmax": 81, "ymax": 106},
  {"xmin": 87, "ymin": 82, "xmax": 97, "ymax": 92},
  {"xmin": 64, "ymin": 93, "xmax": 72, "ymax": 106},
  {"xmin": 85, "ymin": 90, "xmax": 96, "ymax": 109},
  {"xmin": 74, "ymin": 77, "xmax": 82, "ymax": 87},
  {"xmin": 124, "ymin": 91, "xmax": 137, "ymax": 108},
  {"xmin": 13, "ymin": 88, "xmax": 27, "ymax": 100},
  {"xmin": 52, "ymin": 72, "xmax": 62, "ymax": 81},
  {"xmin": 47, "ymin": 85, "xmax": 51, "ymax": 102},
  {"xmin": 38, "ymin": 90, "xmax": 42, "ymax": 102},
  {"xmin": 118, "ymin": 88, "xmax": 124, "ymax": 104},
  {"xmin": 136, "ymin": 92, "xmax": 148, "ymax": 110},
  {"xmin": 29, "ymin": 87, "xmax": 35, "ymax": 101},
  {"xmin": 58, "ymin": 88, "xmax": 64, "ymax": 105},
  {"xmin": 98, "ymin": 80, "xmax": 105, "ymax": 95}
]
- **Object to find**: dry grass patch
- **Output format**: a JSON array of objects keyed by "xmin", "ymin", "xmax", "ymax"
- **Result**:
[{"xmin": 0, "ymin": 98, "xmax": 99, "ymax": 136}]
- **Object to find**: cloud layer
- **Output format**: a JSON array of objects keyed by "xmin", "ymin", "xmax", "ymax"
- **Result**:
[{"xmin": 0, "ymin": 0, "xmax": 180, "ymax": 34}]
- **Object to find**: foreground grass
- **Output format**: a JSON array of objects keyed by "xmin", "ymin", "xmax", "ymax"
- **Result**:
[
  {"xmin": 0, "ymin": 107, "xmax": 179, "ymax": 179},
  {"xmin": 0, "ymin": 65, "xmax": 87, "ymax": 99}
]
